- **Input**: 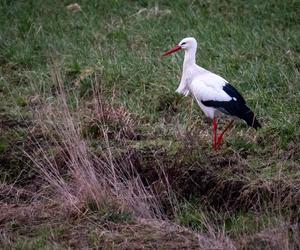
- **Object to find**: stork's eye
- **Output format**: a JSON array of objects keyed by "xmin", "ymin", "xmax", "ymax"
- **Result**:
[{"xmin": 181, "ymin": 42, "xmax": 186, "ymax": 45}]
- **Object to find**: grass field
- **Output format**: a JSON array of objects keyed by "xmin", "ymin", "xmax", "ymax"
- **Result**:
[{"xmin": 1, "ymin": 0, "xmax": 299, "ymax": 249}]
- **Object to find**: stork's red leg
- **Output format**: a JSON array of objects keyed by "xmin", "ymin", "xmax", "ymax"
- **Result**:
[
  {"xmin": 216, "ymin": 120, "xmax": 234, "ymax": 149},
  {"xmin": 213, "ymin": 117, "xmax": 218, "ymax": 150}
]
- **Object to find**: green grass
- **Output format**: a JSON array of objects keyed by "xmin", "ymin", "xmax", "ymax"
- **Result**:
[
  {"xmin": 177, "ymin": 201, "xmax": 283, "ymax": 237},
  {"xmin": 0, "ymin": 0, "xmax": 299, "ymax": 248},
  {"xmin": 1, "ymin": 0, "xmax": 299, "ymax": 125}
]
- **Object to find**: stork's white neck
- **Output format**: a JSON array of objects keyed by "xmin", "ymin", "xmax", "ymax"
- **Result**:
[
  {"xmin": 175, "ymin": 47, "xmax": 198, "ymax": 96},
  {"xmin": 183, "ymin": 47, "xmax": 197, "ymax": 71}
]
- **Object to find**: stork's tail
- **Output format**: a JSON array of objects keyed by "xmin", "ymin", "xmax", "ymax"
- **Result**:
[{"xmin": 241, "ymin": 106, "xmax": 261, "ymax": 130}]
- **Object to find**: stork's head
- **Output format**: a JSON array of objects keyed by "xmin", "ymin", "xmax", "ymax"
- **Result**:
[{"xmin": 162, "ymin": 37, "xmax": 197, "ymax": 56}]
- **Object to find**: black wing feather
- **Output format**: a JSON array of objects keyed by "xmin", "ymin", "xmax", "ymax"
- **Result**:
[
  {"xmin": 223, "ymin": 84, "xmax": 246, "ymax": 104},
  {"xmin": 201, "ymin": 83, "xmax": 261, "ymax": 129}
]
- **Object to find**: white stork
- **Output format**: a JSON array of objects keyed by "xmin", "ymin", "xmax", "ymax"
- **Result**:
[{"xmin": 163, "ymin": 37, "xmax": 261, "ymax": 150}]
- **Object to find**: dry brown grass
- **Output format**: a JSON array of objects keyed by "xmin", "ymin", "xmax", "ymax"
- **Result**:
[
  {"xmin": 81, "ymin": 85, "xmax": 138, "ymax": 141},
  {"xmin": 23, "ymin": 68, "xmax": 166, "ymax": 220},
  {"xmin": 95, "ymin": 218, "xmax": 235, "ymax": 250},
  {"xmin": 238, "ymin": 223, "xmax": 300, "ymax": 250},
  {"xmin": 0, "ymin": 202, "xmax": 235, "ymax": 250}
]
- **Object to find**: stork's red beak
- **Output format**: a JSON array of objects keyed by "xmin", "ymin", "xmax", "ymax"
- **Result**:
[{"xmin": 162, "ymin": 45, "xmax": 181, "ymax": 56}]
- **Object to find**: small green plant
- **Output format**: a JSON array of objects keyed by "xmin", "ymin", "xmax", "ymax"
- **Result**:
[
  {"xmin": 0, "ymin": 138, "xmax": 8, "ymax": 154},
  {"xmin": 177, "ymin": 203, "xmax": 207, "ymax": 231}
]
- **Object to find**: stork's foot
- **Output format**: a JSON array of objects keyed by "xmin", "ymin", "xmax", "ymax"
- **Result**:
[
  {"xmin": 216, "ymin": 135, "xmax": 224, "ymax": 150},
  {"xmin": 215, "ymin": 120, "xmax": 234, "ymax": 150},
  {"xmin": 213, "ymin": 141, "xmax": 221, "ymax": 151}
]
